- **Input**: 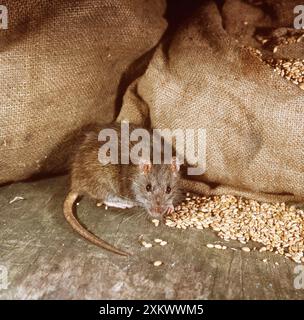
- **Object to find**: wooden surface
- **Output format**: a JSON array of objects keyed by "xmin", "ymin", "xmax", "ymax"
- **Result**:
[{"xmin": 0, "ymin": 176, "xmax": 303, "ymax": 299}]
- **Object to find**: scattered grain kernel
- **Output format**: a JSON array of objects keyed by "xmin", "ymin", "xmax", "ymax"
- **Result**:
[
  {"xmin": 153, "ymin": 261, "xmax": 163, "ymax": 267},
  {"xmin": 154, "ymin": 239, "xmax": 162, "ymax": 243},
  {"xmin": 152, "ymin": 219, "xmax": 160, "ymax": 227},
  {"xmin": 142, "ymin": 241, "xmax": 152, "ymax": 248},
  {"xmin": 242, "ymin": 247, "xmax": 251, "ymax": 252}
]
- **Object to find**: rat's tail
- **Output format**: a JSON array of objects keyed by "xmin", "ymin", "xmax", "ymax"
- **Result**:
[{"xmin": 63, "ymin": 191, "xmax": 129, "ymax": 256}]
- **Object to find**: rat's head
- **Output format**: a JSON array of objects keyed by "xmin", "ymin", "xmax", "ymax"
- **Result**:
[{"xmin": 132, "ymin": 157, "xmax": 180, "ymax": 219}]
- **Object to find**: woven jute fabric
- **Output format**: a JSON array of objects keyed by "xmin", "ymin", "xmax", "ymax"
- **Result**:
[
  {"xmin": 118, "ymin": 0, "xmax": 304, "ymax": 202},
  {"xmin": 0, "ymin": 0, "xmax": 166, "ymax": 183},
  {"xmin": 2, "ymin": 0, "xmax": 303, "ymax": 202}
]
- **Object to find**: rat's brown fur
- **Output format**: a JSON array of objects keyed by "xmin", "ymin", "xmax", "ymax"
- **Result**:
[{"xmin": 63, "ymin": 123, "xmax": 180, "ymax": 256}]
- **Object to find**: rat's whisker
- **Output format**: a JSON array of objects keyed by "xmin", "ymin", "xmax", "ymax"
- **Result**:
[{"xmin": 122, "ymin": 211, "xmax": 144, "ymax": 224}]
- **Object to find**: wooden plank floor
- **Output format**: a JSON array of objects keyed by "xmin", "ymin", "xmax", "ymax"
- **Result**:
[{"xmin": 0, "ymin": 176, "xmax": 303, "ymax": 299}]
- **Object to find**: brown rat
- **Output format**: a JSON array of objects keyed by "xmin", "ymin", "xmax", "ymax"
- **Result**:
[{"xmin": 64, "ymin": 123, "xmax": 180, "ymax": 256}]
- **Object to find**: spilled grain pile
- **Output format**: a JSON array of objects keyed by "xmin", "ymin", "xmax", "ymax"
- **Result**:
[{"xmin": 166, "ymin": 194, "xmax": 304, "ymax": 264}]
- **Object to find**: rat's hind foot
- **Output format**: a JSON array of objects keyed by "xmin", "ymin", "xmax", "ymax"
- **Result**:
[
  {"xmin": 104, "ymin": 201, "xmax": 134, "ymax": 209},
  {"xmin": 104, "ymin": 195, "xmax": 135, "ymax": 209}
]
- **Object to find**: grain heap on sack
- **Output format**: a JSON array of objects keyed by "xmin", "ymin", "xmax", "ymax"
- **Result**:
[
  {"xmin": 246, "ymin": 30, "xmax": 304, "ymax": 89},
  {"xmin": 166, "ymin": 194, "xmax": 304, "ymax": 264}
]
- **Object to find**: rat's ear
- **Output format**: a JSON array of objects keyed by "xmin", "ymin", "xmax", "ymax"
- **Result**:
[
  {"xmin": 139, "ymin": 158, "xmax": 152, "ymax": 175},
  {"xmin": 171, "ymin": 157, "xmax": 180, "ymax": 173}
]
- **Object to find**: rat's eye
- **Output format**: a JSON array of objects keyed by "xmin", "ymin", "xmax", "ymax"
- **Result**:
[
  {"xmin": 146, "ymin": 184, "xmax": 152, "ymax": 192},
  {"xmin": 166, "ymin": 186, "xmax": 171, "ymax": 194}
]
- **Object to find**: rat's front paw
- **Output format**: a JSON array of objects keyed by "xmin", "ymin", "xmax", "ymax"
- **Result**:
[{"xmin": 165, "ymin": 205, "xmax": 174, "ymax": 215}]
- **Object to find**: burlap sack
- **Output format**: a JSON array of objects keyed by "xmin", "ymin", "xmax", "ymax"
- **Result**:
[
  {"xmin": 118, "ymin": 0, "xmax": 304, "ymax": 202},
  {"xmin": 0, "ymin": 0, "xmax": 166, "ymax": 183}
]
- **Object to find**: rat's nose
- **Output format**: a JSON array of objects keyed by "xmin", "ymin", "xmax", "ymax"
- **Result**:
[
  {"xmin": 154, "ymin": 206, "xmax": 161, "ymax": 213},
  {"xmin": 156, "ymin": 197, "xmax": 161, "ymax": 206}
]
